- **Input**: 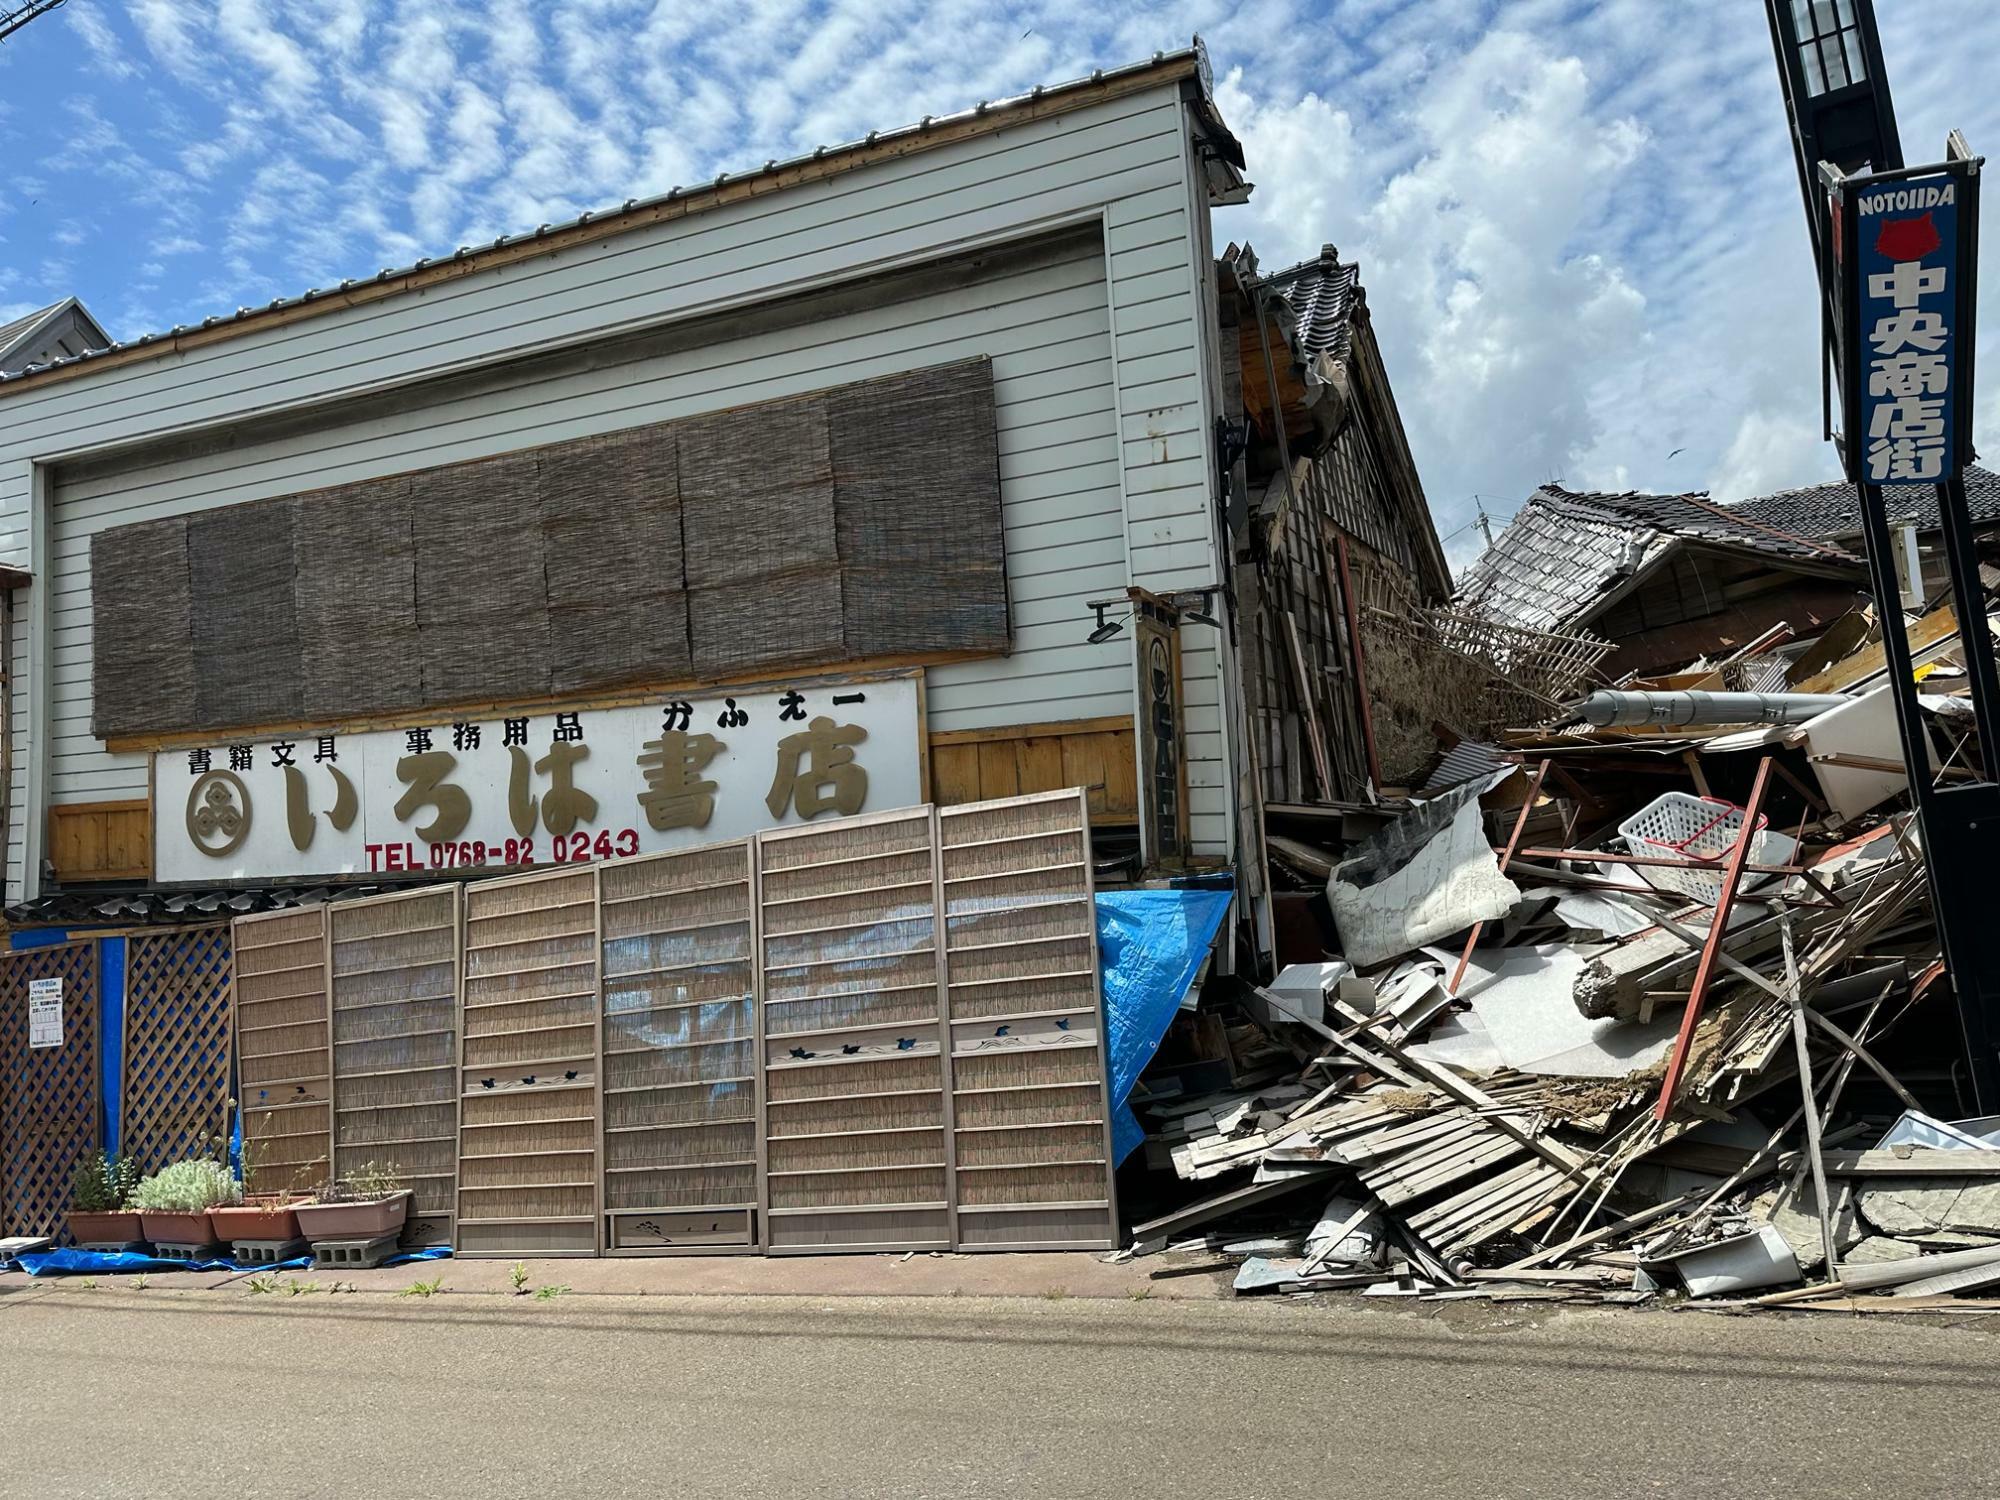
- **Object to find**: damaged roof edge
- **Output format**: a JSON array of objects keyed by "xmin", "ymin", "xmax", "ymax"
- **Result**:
[{"xmin": 1, "ymin": 46, "xmax": 1218, "ymax": 398}]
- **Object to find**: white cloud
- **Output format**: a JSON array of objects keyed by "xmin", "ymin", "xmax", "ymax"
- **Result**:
[{"xmin": 11, "ymin": 0, "xmax": 2000, "ymax": 537}]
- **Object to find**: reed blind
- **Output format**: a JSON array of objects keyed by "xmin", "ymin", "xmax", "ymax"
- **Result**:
[{"xmin": 328, "ymin": 887, "xmax": 461, "ymax": 1242}]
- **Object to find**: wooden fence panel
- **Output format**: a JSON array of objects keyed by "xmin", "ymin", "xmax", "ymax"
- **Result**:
[
  {"xmin": 232, "ymin": 906, "xmax": 332, "ymax": 1198},
  {"xmin": 939, "ymin": 791, "xmax": 1116, "ymax": 1250},
  {"xmin": 121, "ymin": 925, "xmax": 233, "ymax": 1172},
  {"xmin": 330, "ymin": 887, "xmax": 460, "ymax": 1245},
  {"xmin": 599, "ymin": 840, "xmax": 759, "ymax": 1253},
  {"xmin": 0, "ymin": 941, "xmax": 100, "ymax": 1241},
  {"xmin": 758, "ymin": 806, "xmax": 952, "ymax": 1253},
  {"xmin": 457, "ymin": 868, "xmax": 600, "ymax": 1257}
]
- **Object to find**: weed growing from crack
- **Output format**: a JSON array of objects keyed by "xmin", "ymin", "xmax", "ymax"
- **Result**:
[
  {"xmin": 532, "ymin": 1284, "xmax": 569, "ymax": 1302},
  {"xmin": 510, "ymin": 1261, "xmax": 530, "ymax": 1295},
  {"xmin": 399, "ymin": 1275, "xmax": 445, "ymax": 1299}
]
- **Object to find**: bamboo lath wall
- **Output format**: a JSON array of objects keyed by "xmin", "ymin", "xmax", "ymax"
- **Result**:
[
  {"xmin": 457, "ymin": 868, "xmax": 600, "ymax": 1256},
  {"xmin": 940, "ymin": 791, "xmax": 1116, "ymax": 1249},
  {"xmin": 329, "ymin": 888, "xmax": 459, "ymax": 1240},
  {"xmin": 599, "ymin": 840, "xmax": 759, "ymax": 1252},
  {"xmin": 0, "ymin": 941, "xmax": 99, "ymax": 1241},
  {"xmin": 232, "ymin": 906, "xmax": 331, "ymax": 1198},
  {"xmin": 757, "ymin": 805, "xmax": 953, "ymax": 1252},
  {"xmin": 121, "ymin": 925, "xmax": 233, "ymax": 1171}
]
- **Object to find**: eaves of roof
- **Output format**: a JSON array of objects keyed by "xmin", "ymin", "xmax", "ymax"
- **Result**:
[{"xmin": 0, "ymin": 47, "xmax": 1216, "ymax": 398}]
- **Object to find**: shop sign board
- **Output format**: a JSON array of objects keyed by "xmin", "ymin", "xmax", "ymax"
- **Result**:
[{"xmin": 154, "ymin": 675, "xmax": 922, "ymax": 884}]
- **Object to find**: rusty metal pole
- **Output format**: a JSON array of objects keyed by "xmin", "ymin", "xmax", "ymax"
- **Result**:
[
  {"xmin": 1653, "ymin": 756, "xmax": 1776, "ymax": 1121},
  {"xmin": 1448, "ymin": 759, "xmax": 1551, "ymax": 996}
]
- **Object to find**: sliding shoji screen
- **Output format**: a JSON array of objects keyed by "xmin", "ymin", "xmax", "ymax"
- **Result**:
[
  {"xmin": 939, "ymin": 791, "xmax": 1116, "ymax": 1249},
  {"xmin": 598, "ymin": 841, "xmax": 760, "ymax": 1253},
  {"xmin": 457, "ymin": 868, "xmax": 601, "ymax": 1256},
  {"xmin": 232, "ymin": 907, "xmax": 332, "ymax": 1199},
  {"xmin": 328, "ymin": 888, "xmax": 461, "ymax": 1246},
  {"xmin": 758, "ymin": 806, "xmax": 952, "ymax": 1253}
]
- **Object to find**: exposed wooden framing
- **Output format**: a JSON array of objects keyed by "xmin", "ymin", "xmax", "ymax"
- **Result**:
[
  {"xmin": 1331, "ymin": 531, "xmax": 1383, "ymax": 791},
  {"xmin": 1653, "ymin": 756, "xmax": 1775, "ymax": 1120},
  {"xmin": 1281, "ymin": 614, "xmax": 1333, "ymax": 799}
]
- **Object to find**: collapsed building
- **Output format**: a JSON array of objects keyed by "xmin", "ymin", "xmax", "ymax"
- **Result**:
[{"xmin": 1120, "ymin": 471, "xmax": 2000, "ymax": 1312}]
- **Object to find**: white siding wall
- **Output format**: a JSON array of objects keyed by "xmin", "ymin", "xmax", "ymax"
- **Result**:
[{"xmin": 1, "ymin": 83, "xmax": 1231, "ymax": 897}]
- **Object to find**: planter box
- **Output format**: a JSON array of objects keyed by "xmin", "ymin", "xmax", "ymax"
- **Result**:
[
  {"xmin": 293, "ymin": 1192, "xmax": 410, "ymax": 1243},
  {"xmin": 67, "ymin": 1209, "xmax": 145, "ymax": 1244},
  {"xmin": 211, "ymin": 1204, "xmax": 301, "ymax": 1244},
  {"xmin": 138, "ymin": 1209, "xmax": 219, "ymax": 1246}
]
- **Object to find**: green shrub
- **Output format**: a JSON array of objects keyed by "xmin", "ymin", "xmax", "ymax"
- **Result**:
[
  {"xmin": 128, "ymin": 1159, "xmax": 241, "ymax": 1213},
  {"xmin": 71, "ymin": 1150, "xmax": 140, "ymax": 1212}
]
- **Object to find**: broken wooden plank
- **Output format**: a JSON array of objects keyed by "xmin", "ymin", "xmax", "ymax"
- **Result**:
[
  {"xmin": 1820, "ymin": 1150, "xmax": 2000, "ymax": 1177},
  {"xmin": 1129, "ymin": 1174, "xmax": 1327, "ymax": 1252}
]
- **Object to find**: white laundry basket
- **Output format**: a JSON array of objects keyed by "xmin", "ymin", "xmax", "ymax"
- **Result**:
[{"xmin": 1616, "ymin": 791, "xmax": 1797, "ymax": 905}]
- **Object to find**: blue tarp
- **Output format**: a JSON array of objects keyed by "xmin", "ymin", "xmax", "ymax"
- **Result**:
[
  {"xmin": 7, "ymin": 1245, "xmax": 453, "ymax": 1277},
  {"xmin": 1098, "ymin": 886, "xmax": 1234, "ymax": 1166}
]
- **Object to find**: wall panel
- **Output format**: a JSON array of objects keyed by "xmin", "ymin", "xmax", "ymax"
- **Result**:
[
  {"xmin": 232, "ymin": 905, "xmax": 331, "ymax": 1199},
  {"xmin": 757, "ymin": 806, "xmax": 953, "ymax": 1252},
  {"xmin": 456, "ymin": 868, "xmax": 600, "ymax": 1256},
  {"xmin": 599, "ymin": 840, "xmax": 760, "ymax": 1253},
  {"xmin": 329, "ymin": 887, "xmax": 460, "ymax": 1244},
  {"xmin": 939, "ymin": 791, "xmax": 1115, "ymax": 1249}
]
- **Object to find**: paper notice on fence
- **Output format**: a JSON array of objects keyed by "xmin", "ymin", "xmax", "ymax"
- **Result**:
[{"xmin": 28, "ymin": 976, "xmax": 61, "ymax": 1049}]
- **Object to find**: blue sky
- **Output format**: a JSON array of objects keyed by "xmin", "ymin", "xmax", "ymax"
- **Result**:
[{"xmin": 4, "ymin": 0, "xmax": 1999, "ymax": 565}]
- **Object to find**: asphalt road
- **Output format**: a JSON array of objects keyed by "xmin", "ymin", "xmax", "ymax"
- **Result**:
[{"xmin": 5, "ymin": 1284, "xmax": 2000, "ymax": 1499}]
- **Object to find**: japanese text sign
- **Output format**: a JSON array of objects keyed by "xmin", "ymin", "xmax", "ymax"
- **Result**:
[
  {"xmin": 153, "ymin": 675, "xmax": 921, "ymax": 884},
  {"xmin": 28, "ymin": 977, "xmax": 62, "ymax": 1049},
  {"xmin": 1848, "ymin": 170, "xmax": 1971, "ymax": 485}
]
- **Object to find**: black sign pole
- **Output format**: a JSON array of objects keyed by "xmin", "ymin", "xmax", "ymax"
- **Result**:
[{"xmin": 1834, "ymin": 156, "xmax": 2000, "ymax": 1111}]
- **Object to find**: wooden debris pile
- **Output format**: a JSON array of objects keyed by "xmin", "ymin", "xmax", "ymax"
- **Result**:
[{"xmin": 1129, "ymin": 594, "xmax": 2000, "ymax": 1309}]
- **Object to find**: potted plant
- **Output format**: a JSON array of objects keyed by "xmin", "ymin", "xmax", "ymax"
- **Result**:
[
  {"xmin": 66, "ymin": 1150, "xmax": 144, "ymax": 1246},
  {"xmin": 128, "ymin": 1158, "xmax": 241, "ymax": 1247},
  {"xmin": 211, "ymin": 1118, "xmax": 312, "ymax": 1245},
  {"xmin": 293, "ymin": 1161, "xmax": 411, "ymax": 1243}
]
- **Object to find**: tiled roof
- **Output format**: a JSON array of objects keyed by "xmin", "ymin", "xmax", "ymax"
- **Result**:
[
  {"xmin": 1730, "ymin": 463, "xmax": 2000, "ymax": 539},
  {"xmin": 1454, "ymin": 484, "xmax": 1860, "ymax": 632},
  {"xmin": 1269, "ymin": 246, "xmax": 1361, "ymax": 364}
]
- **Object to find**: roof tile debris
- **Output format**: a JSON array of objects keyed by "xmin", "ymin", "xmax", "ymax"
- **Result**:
[
  {"xmin": 1454, "ymin": 484, "xmax": 1859, "ymax": 632},
  {"xmin": 1269, "ymin": 245, "xmax": 1362, "ymax": 364}
]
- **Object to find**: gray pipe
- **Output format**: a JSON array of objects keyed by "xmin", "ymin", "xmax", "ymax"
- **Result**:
[{"xmin": 1582, "ymin": 689, "xmax": 1850, "ymax": 729}]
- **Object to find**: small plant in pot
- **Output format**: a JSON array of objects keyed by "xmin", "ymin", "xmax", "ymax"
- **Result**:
[
  {"xmin": 293, "ymin": 1161, "xmax": 411, "ymax": 1243},
  {"xmin": 66, "ymin": 1150, "xmax": 144, "ymax": 1246},
  {"xmin": 128, "ymin": 1158, "xmax": 241, "ymax": 1249},
  {"xmin": 211, "ymin": 1119, "xmax": 315, "ymax": 1246}
]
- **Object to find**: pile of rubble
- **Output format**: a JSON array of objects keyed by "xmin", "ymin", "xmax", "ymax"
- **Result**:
[{"xmin": 1125, "ymin": 596, "xmax": 2000, "ymax": 1312}]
